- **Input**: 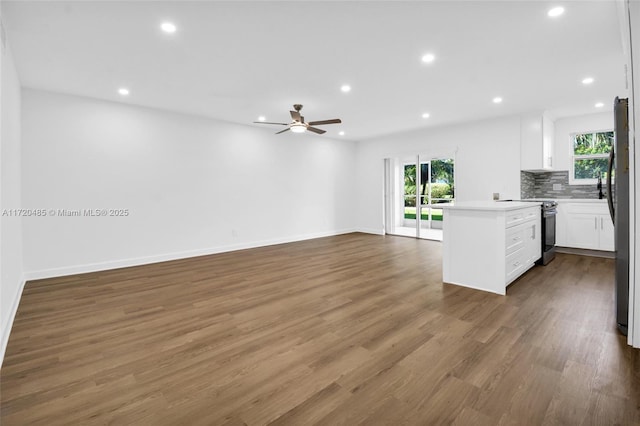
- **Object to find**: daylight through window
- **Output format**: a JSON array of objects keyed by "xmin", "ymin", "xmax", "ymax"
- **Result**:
[{"xmin": 571, "ymin": 130, "xmax": 614, "ymax": 183}]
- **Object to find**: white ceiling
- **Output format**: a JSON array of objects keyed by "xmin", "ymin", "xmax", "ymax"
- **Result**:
[{"xmin": 2, "ymin": 1, "xmax": 627, "ymax": 141}]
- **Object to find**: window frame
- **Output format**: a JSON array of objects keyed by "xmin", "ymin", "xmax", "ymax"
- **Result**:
[{"xmin": 569, "ymin": 129, "xmax": 614, "ymax": 185}]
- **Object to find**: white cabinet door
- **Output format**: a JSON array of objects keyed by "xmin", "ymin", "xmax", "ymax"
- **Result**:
[
  {"xmin": 521, "ymin": 112, "xmax": 554, "ymax": 171},
  {"xmin": 566, "ymin": 213, "xmax": 599, "ymax": 250},
  {"xmin": 520, "ymin": 114, "xmax": 543, "ymax": 171},
  {"xmin": 532, "ymin": 219, "xmax": 541, "ymax": 262},
  {"xmin": 523, "ymin": 220, "xmax": 540, "ymax": 265},
  {"xmin": 542, "ymin": 113, "xmax": 554, "ymax": 169},
  {"xmin": 556, "ymin": 204, "xmax": 568, "ymax": 246},
  {"xmin": 598, "ymin": 214, "xmax": 615, "ymax": 251}
]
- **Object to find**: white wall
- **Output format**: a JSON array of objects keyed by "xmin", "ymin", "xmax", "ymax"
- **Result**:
[
  {"xmin": 355, "ymin": 115, "xmax": 522, "ymax": 234},
  {"xmin": 21, "ymin": 89, "xmax": 357, "ymax": 278},
  {"xmin": 552, "ymin": 112, "xmax": 613, "ymax": 171},
  {"xmin": 0, "ymin": 21, "xmax": 25, "ymax": 364}
]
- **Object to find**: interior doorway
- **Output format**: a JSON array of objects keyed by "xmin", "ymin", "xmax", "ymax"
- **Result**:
[{"xmin": 384, "ymin": 155, "xmax": 455, "ymax": 241}]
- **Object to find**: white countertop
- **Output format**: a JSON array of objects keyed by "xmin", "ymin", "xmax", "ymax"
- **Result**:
[
  {"xmin": 440, "ymin": 201, "xmax": 542, "ymax": 211},
  {"xmin": 523, "ymin": 198, "xmax": 607, "ymax": 203}
]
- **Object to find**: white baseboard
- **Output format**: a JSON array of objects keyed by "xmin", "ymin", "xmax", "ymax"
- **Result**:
[
  {"xmin": 357, "ymin": 227, "xmax": 385, "ymax": 235},
  {"xmin": 1, "ymin": 276, "xmax": 26, "ymax": 369},
  {"xmin": 23, "ymin": 228, "xmax": 359, "ymax": 281}
]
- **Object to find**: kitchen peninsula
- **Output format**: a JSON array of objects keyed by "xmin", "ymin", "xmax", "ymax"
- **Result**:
[{"xmin": 441, "ymin": 202, "xmax": 542, "ymax": 295}]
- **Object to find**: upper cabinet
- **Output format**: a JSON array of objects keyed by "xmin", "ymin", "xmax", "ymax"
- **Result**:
[{"xmin": 521, "ymin": 112, "xmax": 555, "ymax": 171}]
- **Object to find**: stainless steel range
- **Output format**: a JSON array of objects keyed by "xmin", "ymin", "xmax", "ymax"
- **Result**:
[{"xmin": 537, "ymin": 201, "xmax": 557, "ymax": 265}]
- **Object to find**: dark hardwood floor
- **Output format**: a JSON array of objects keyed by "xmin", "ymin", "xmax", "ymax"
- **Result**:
[{"xmin": 1, "ymin": 233, "xmax": 638, "ymax": 425}]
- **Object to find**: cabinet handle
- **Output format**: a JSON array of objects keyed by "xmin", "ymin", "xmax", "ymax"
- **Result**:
[
  {"xmin": 595, "ymin": 217, "xmax": 597, "ymax": 230},
  {"xmin": 601, "ymin": 217, "xmax": 603, "ymax": 229}
]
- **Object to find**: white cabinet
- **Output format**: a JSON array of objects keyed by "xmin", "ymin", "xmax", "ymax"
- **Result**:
[
  {"xmin": 599, "ymin": 215, "xmax": 615, "ymax": 251},
  {"xmin": 505, "ymin": 208, "xmax": 540, "ymax": 282},
  {"xmin": 557, "ymin": 202, "xmax": 614, "ymax": 251},
  {"xmin": 442, "ymin": 203, "xmax": 541, "ymax": 295},
  {"xmin": 565, "ymin": 214, "xmax": 600, "ymax": 248},
  {"xmin": 521, "ymin": 112, "xmax": 554, "ymax": 171},
  {"xmin": 505, "ymin": 215, "xmax": 539, "ymax": 283},
  {"xmin": 524, "ymin": 218, "xmax": 541, "ymax": 265}
]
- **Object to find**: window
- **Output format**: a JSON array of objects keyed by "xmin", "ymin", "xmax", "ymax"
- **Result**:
[{"xmin": 570, "ymin": 130, "xmax": 614, "ymax": 184}]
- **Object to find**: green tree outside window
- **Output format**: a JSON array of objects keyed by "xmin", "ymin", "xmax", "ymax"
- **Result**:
[{"xmin": 573, "ymin": 131, "xmax": 614, "ymax": 181}]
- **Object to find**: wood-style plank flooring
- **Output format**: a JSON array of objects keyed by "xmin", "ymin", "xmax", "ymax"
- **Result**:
[{"xmin": 1, "ymin": 233, "xmax": 639, "ymax": 425}]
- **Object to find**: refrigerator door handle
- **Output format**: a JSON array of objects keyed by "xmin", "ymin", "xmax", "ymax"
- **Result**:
[{"xmin": 607, "ymin": 144, "xmax": 615, "ymax": 225}]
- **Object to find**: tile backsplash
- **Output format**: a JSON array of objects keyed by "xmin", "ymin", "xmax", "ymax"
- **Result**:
[
  {"xmin": 520, "ymin": 170, "xmax": 614, "ymax": 199},
  {"xmin": 521, "ymin": 171, "xmax": 536, "ymax": 199}
]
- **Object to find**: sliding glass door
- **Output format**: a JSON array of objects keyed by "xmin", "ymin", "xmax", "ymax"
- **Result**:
[{"xmin": 386, "ymin": 155, "xmax": 454, "ymax": 240}]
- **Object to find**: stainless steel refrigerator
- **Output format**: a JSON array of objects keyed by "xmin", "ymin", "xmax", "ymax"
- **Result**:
[{"xmin": 608, "ymin": 97, "xmax": 630, "ymax": 336}]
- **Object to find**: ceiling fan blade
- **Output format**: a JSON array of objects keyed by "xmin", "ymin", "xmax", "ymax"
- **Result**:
[
  {"xmin": 253, "ymin": 121, "xmax": 288, "ymax": 125},
  {"xmin": 290, "ymin": 110, "xmax": 302, "ymax": 122},
  {"xmin": 307, "ymin": 119, "xmax": 342, "ymax": 126},
  {"xmin": 275, "ymin": 128, "xmax": 291, "ymax": 135},
  {"xmin": 306, "ymin": 126, "xmax": 326, "ymax": 134}
]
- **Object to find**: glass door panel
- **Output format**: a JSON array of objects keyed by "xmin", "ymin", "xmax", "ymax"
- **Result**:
[
  {"xmin": 403, "ymin": 163, "xmax": 418, "ymax": 228},
  {"xmin": 386, "ymin": 155, "xmax": 454, "ymax": 240},
  {"xmin": 419, "ymin": 157, "xmax": 455, "ymax": 240},
  {"xmin": 418, "ymin": 161, "xmax": 431, "ymax": 232}
]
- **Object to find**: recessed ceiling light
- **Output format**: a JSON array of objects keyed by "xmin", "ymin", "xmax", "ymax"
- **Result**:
[
  {"xmin": 161, "ymin": 22, "xmax": 177, "ymax": 33},
  {"xmin": 341, "ymin": 84, "xmax": 351, "ymax": 93},
  {"xmin": 582, "ymin": 77, "xmax": 594, "ymax": 85},
  {"xmin": 118, "ymin": 88, "xmax": 130, "ymax": 96},
  {"xmin": 422, "ymin": 113, "xmax": 430, "ymax": 119},
  {"xmin": 547, "ymin": 6, "xmax": 565, "ymax": 17},
  {"xmin": 258, "ymin": 116, "xmax": 266, "ymax": 122},
  {"xmin": 595, "ymin": 102, "xmax": 604, "ymax": 108},
  {"xmin": 493, "ymin": 97, "xmax": 503, "ymax": 104},
  {"xmin": 339, "ymin": 131, "xmax": 345, "ymax": 136},
  {"xmin": 421, "ymin": 53, "xmax": 436, "ymax": 64}
]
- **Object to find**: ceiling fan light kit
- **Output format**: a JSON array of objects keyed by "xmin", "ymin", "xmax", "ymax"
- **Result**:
[
  {"xmin": 290, "ymin": 123, "xmax": 306, "ymax": 133},
  {"xmin": 253, "ymin": 104, "xmax": 342, "ymax": 136}
]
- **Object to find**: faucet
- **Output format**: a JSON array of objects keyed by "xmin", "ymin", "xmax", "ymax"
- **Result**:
[{"xmin": 597, "ymin": 172, "xmax": 605, "ymax": 199}]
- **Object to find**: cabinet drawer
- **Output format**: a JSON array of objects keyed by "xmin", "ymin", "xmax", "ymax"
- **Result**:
[
  {"xmin": 565, "ymin": 202, "xmax": 609, "ymax": 215},
  {"xmin": 506, "ymin": 211, "xmax": 525, "ymax": 228},
  {"xmin": 506, "ymin": 207, "xmax": 539, "ymax": 228},
  {"xmin": 506, "ymin": 226, "xmax": 525, "ymax": 255},
  {"xmin": 506, "ymin": 248, "xmax": 527, "ymax": 282},
  {"xmin": 523, "ymin": 209, "xmax": 539, "ymax": 222}
]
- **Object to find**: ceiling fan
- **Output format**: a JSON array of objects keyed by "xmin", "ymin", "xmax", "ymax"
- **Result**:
[{"xmin": 253, "ymin": 104, "xmax": 341, "ymax": 135}]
